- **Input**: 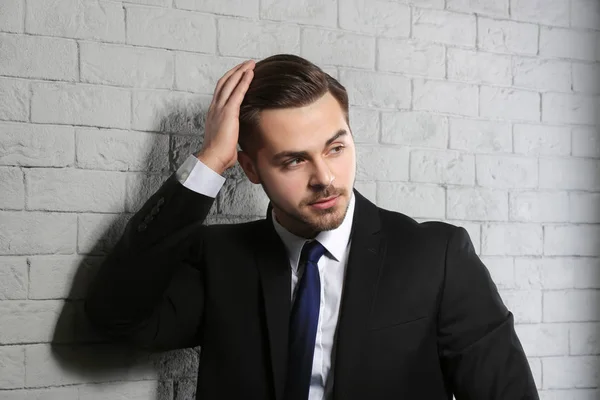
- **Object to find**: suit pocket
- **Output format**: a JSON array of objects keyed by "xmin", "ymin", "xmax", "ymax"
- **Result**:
[{"xmin": 367, "ymin": 315, "xmax": 428, "ymax": 332}]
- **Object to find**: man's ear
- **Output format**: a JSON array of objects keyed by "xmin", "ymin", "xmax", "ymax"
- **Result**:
[{"xmin": 238, "ymin": 150, "xmax": 261, "ymax": 184}]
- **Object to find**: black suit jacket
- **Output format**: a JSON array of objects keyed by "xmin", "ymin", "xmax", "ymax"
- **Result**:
[{"xmin": 85, "ymin": 172, "xmax": 539, "ymax": 399}]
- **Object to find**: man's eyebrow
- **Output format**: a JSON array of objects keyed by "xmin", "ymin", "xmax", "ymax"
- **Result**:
[{"xmin": 272, "ymin": 129, "xmax": 348, "ymax": 162}]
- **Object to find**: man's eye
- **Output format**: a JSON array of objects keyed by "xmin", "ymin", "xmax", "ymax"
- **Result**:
[
  {"xmin": 330, "ymin": 145, "xmax": 344, "ymax": 154},
  {"xmin": 286, "ymin": 158, "xmax": 303, "ymax": 167}
]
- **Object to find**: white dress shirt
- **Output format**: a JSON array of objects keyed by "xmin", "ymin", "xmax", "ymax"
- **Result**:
[{"xmin": 176, "ymin": 154, "xmax": 355, "ymax": 400}]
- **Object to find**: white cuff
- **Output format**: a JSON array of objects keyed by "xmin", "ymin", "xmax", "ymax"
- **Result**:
[{"xmin": 175, "ymin": 154, "xmax": 226, "ymax": 198}]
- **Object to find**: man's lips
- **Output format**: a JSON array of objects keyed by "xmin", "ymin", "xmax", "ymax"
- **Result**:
[{"xmin": 309, "ymin": 194, "xmax": 339, "ymax": 205}]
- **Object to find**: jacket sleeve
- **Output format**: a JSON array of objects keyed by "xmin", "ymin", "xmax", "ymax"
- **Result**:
[
  {"xmin": 84, "ymin": 172, "xmax": 216, "ymax": 351},
  {"xmin": 437, "ymin": 226, "xmax": 539, "ymax": 399}
]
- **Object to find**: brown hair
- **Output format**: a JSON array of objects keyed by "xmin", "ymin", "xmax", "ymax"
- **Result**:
[{"xmin": 238, "ymin": 54, "xmax": 350, "ymax": 155}]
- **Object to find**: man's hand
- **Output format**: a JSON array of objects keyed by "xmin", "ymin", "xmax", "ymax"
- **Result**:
[{"xmin": 196, "ymin": 59, "xmax": 256, "ymax": 175}]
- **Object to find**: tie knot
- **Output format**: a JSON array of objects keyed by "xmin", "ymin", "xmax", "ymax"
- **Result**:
[{"xmin": 301, "ymin": 240, "xmax": 326, "ymax": 264}]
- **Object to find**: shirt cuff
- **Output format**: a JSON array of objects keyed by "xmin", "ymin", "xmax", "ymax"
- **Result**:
[{"xmin": 175, "ymin": 154, "xmax": 226, "ymax": 198}]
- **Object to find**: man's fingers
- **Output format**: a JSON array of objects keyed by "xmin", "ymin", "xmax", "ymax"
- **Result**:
[
  {"xmin": 213, "ymin": 60, "xmax": 255, "ymax": 108},
  {"xmin": 226, "ymin": 69, "xmax": 254, "ymax": 111},
  {"xmin": 215, "ymin": 61, "xmax": 255, "ymax": 109}
]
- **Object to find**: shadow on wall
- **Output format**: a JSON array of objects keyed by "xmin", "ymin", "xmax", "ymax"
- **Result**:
[{"xmin": 49, "ymin": 99, "xmax": 262, "ymax": 399}]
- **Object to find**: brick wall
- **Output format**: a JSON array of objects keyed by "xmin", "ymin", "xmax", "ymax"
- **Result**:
[{"xmin": 0, "ymin": 0, "xmax": 598, "ymax": 398}]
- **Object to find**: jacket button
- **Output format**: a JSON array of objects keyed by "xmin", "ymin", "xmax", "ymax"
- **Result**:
[
  {"xmin": 144, "ymin": 214, "xmax": 153, "ymax": 224},
  {"xmin": 150, "ymin": 206, "xmax": 160, "ymax": 216},
  {"xmin": 137, "ymin": 223, "xmax": 147, "ymax": 232},
  {"xmin": 157, "ymin": 197, "xmax": 165, "ymax": 206}
]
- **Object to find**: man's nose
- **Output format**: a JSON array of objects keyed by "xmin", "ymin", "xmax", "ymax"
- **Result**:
[{"xmin": 310, "ymin": 159, "xmax": 334, "ymax": 188}]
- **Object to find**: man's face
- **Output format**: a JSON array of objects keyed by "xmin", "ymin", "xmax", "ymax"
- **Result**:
[{"xmin": 242, "ymin": 91, "xmax": 356, "ymax": 238}]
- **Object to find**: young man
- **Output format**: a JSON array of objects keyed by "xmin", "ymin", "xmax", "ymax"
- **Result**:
[{"xmin": 85, "ymin": 54, "xmax": 539, "ymax": 399}]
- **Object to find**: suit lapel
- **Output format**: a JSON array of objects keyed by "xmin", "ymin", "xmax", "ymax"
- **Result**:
[
  {"xmin": 333, "ymin": 189, "xmax": 387, "ymax": 400},
  {"xmin": 254, "ymin": 205, "xmax": 291, "ymax": 400}
]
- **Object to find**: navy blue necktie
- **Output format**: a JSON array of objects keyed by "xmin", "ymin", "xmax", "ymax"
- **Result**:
[{"xmin": 284, "ymin": 240, "xmax": 327, "ymax": 400}]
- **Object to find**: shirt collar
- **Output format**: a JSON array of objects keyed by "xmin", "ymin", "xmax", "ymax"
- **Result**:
[{"xmin": 272, "ymin": 192, "xmax": 356, "ymax": 273}]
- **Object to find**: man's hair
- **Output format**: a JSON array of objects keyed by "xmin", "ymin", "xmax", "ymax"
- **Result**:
[{"xmin": 238, "ymin": 54, "xmax": 349, "ymax": 155}]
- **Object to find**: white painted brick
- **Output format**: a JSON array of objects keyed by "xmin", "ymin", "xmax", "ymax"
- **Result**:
[
  {"xmin": 175, "ymin": 53, "xmax": 240, "ymax": 94},
  {"xmin": 570, "ymin": 322, "xmax": 600, "ymax": 355},
  {"xmin": 597, "ymin": 33, "xmax": 600, "ymax": 62},
  {"xmin": 540, "ymin": 157, "xmax": 600, "ymax": 190},
  {"xmin": 540, "ymin": 27, "xmax": 597, "ymax": 62},
  {"xmin": 476, "ymin": 154, "xmax": 538, "ymax": 189},
  {"xmin": 544, "ymin": 225, "xmax": 600, "ymax": 257},
  {"xmin": 480, "ymin": 256, "xmax": 515, "ymax": 289},
  {"xmin": 0, "ymin": 257, "xmax": 27, "ymax": 300},
  {"xmin": 340, "ymin": 69, "xmax": 410, "ymax": 109},
  {"xmin": 0, "ymin": 346, "xmax": 24, "ymax": 389},
  {"xmin": 512, "ymin": 57, "xmax": 571, "ymax": 92},
  {"xmin": 412, "ymin": 8, "xmax": 476, "ymax": 47},
  {"xmin": 543, "ymin": 356, "xmax": 600, "ymax": 389},
  {"xmin": 76, "ymin": 128, "xmax": 169, "ymax": 172},
  {"xmin": 0, "ymin": 212, "xmax": 76, "ymax": 255},
  {"xmin": 31, "ymin": 83, "xmax": 130, "ymax": 129},
  {"xmin": 478, "ymin": 18, "xmax": 538, "ymax": 55},
  {"xmin": 381, "ymin": 111, "xmax": 447, "ymax": 148},
  {"xmin": 218, "ymin": 19, "xmax": 300, "ymax": 58},
  {"xmin": 0, "ymin": 167, "xmax": 24, "ymax": 210},
  {"xmin": 539, "ymin": 389, "xmax": 600, "ymax": 400},
  {"xmin": 572, "ymin": 258, "xmax": 600, "ymax": 289},
  {"xmin": 302, "ymin": 28, "xmax": 375, "ymax": 69},
  {"xmin": 509, "ymin": 191, "xmax": 569, "ymax": 222},
  {"xmin": 377, "ymin": 182, "xmax": 445, "ymax": 219},
  {"xmin": 447, "ymin": 48, "xmax": 511, "ymax": 85},
  {"xmin": 572, "ymin": 127, "xmax": 600, "ymax": 158},
  {"xmin": 127, "ymin": 5, "xmax": 216, "ymax": 52},
  {"xmin": 356, "ymin": 146, "xmax": 409, "ymax": 181},
  {"xmin": 29, "ymin": 255, "xmax": 99, "ymax": 300},
  {"xmin": 0, "ymin": 300, "xmax": 66, "ymax": 344},
  {"xmin": 500, "ymin": 289, "xmax": 542, "ymax": 323},
  {"xmin": 0, "ymin": 78, "xmax": 29, "ymax": 122},
  {"xmin": 0, "ymin": 0, "xmax": 24, "ymax": 33},
  {"xmin": 515, "ymin": 257, "xmax": 582, "ymax": 290},
  {"xmin": 80, "ymin": 42, "xmax": 174, "ymax": 89},
  {"xmin": 413, "ymin": 79, "xmax": 478, "ymax": 117},
  {"xmin": 132, "ymin": 89, "xmax": 211, "ymax": 134},
  {"xmin": 570, "ymin": 192, "xmax": 600, "ymax": 223},
  {"xmin": 411, "ymin": 150, "xmax": 475, "ymax": 185},
  {"xmin": 572, "ymin": 62, "xmax": 600, "ymax": 95},
  {"xmin": 513, "ymin": 124, "xmax": 571, "ymax": 156},
  {"xmin": 378, "ymin": 38, "xmax": 444, "ymax": 78},
  {"xmin": 0, "ymin": 33, "xmax": 77, "ymax": 81},
  {"xmin": 175, "ymin": 0, "xmax": 258, "ymax": 17},
  {"xmin": 447, "ymin": 187, "xmax": 508, "ymax": 221},
  {"xmin": 25, "ymin": 169, "xmax": 126, "ymax": 213},
  {"xmin": 354, "ymin": 181, "xmax": 376, "ymax": 203},
  {"xmin": 261, "ymin": 0, "xmax": 337, "ymax": 27},
  {"xmin": 405, "ymin": 0, "xmax": 444, "ymax": 8},
  {"xmin": 79, "ymin": 380, "xmax": 161, "ymax": 400},
  {"xmin": 449, "ymin": 118, "xmax": 512, "ymax": 153},
  {"xmin": 219, "ymin": 179, "xmax": 270, "ymax": 216},
  {"xmin": 480, "ymin": 86, "xmax": 540, "ymax": 122},
  {"xmin": 170, "ymin": 134, "xmax": 204, "ymax": 172},
  {"xmin": 77, "ymin": 213, "xmax": 131, "ymax": 255},
  {"xmin": 125, "ymin": 173, "xmax": 170, "ymax": 213},
  {"xmin": 26, "ymin": 0, "xmax": 125, "ymax": 42},
  {"xmin": 482, "ymin": 223, "xmax": 543, "ymax": 255},
  {"xmin": 515, "ymin": 323, "xmax": 569, "ymax": 356},
  {"xmin": 0, "ymin": 387, "xmax": 79, "ymax": 400},
  {"xmin": 126, "ymin": 0, "xmax": 172, "ymax": 5},
  {"xmin": 0, "ymin": 122, "xmax": 74, "ymax": 167},
  {"xmin": 571, "ymin": 0, "xmax": 600, "ymax": 30},
  {"xmin": 339, "ymin": 0, "xmax": 410, "ymax": 37},
  {"xmin": 24, "ymin": 344, "xmax": 155, "ymax": 387},
  {"xmin": 447, "ymin": 0, "xmax": 508, "ymax": 16},
  {"xmin": 348, "ymin": 107, "xmax": 379, "ymax": 144},
  {"xmin": 543, "ymin": 93, "xmax": 597, "ymax": 125},
  {"xmin": 528, "ymin": 357, "xmax": 542, "ymax": 390},
  {"xmin": 510, "ymin": 0, "xmax": 569, "ymax": 27}
]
